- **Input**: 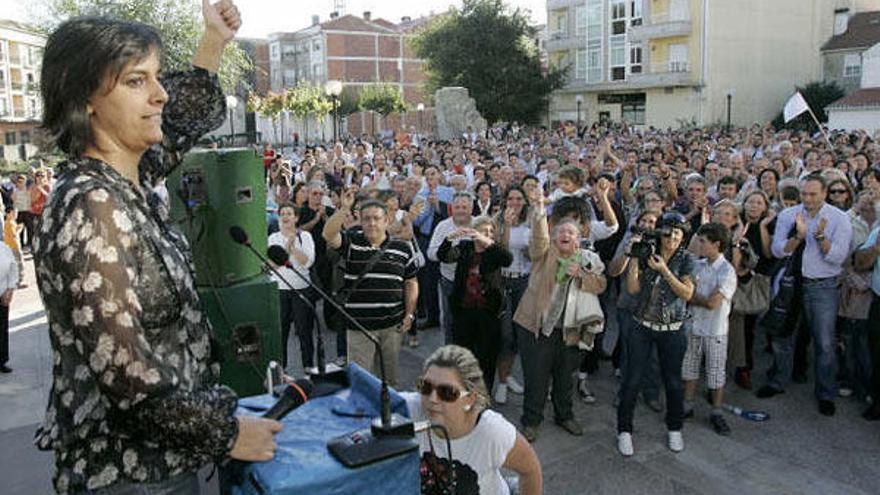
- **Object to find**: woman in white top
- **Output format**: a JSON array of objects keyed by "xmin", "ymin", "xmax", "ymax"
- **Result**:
[
  {"xmin": 268, "ymin": 203, "xmax": 316, "ymax": 370},
  {"xmin": 493, "ymin": 185, "xmax": 532, "ymax": 404},
  {"xmin": 403, "ymin": 345, "xmax": 542, "ymax": 495}
]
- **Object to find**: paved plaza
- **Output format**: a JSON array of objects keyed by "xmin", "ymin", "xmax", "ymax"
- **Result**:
[{"xmin": 2, "ymin": 257, "xmax": 878, "ymax": 495}]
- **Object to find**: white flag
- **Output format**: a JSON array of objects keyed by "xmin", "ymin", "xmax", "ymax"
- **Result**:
[{"xmin": 783, "ymin": 92, "xmax": 810, "ymax": 123}]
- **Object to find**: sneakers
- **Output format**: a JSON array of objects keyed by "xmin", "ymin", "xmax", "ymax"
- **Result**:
[
  {"xmin": 521, "ymin": 425, "xmax": 539, "ymax": 443},
  {"xmin": 667, "ymin": 431, "xmax": 684, "ymax": 453},
  {"xmin": 505, "ymin": 376, "xmax": 524, "ymax": 395},
  {"xmin": 577, "ymin": 376, "xmax": 596, "ymax": 404},
  {"xmin": 710, "ymin": 413, "xmax": 731, "ymax": 436},
  {"xmin": 838, "ymin": 387, "xmax": 853, "ymax": 398},
  {"xmin": 555, "ymin": 418, "xmax": 584, "ymax": 436},
  {"xmin": 617, "ymin": 432, "xmax": 634, "ymax": 457},
  {"xmin": 494, "ymin": 383, "xmax": 508, "ymax": 405},
  {"xmin": 755, "ymin": 385, "xmax": 784, "ymax": 399}
]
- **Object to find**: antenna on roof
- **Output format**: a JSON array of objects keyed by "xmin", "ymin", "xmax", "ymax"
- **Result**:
[{"xmin": 333, "ymin": 0, "xmax": 346, "ymax": 17}]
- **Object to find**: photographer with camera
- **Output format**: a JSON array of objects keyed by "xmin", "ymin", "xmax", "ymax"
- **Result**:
[
  {"xmin": 617, "ymin": 212, "xmax": 696, "ymax": 457},
  {"xmin": 607, "ymin": 209, "xmax": 664, "ymax": 411}
]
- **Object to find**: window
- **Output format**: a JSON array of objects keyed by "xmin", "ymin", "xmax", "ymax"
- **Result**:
[
  {"xmin": 621, "ymin": 101, "xmax": 645, "ymax": 124},
  {"xmin": 630, "ymin": 45, "xmax": 643, "ymax": 74},
  {"xmin": 5, "ymin": 132, "xmax": 15, "ymax": 145},
  {"xmin": 27, "ymin": 98, "xmax": 36, "ymax": 117},
  {"xmin": 587, "ymin": 0, "xmax": 602, "ymax": 40},
  {"xmin": 552, "ymin": 11, "xmax": 568, "ymax": 38},
  {"xmin": 313, "ymin": 41, "xmax": 321, "ymax": 52},
  {"xmin": 576, "ymin": 6, "xmax": 587, "ymax": 37},
  {"xmin": 611, "ymin": 0, "xmax": 627, "ymax": 35},
  {"xmin": 20, "ymin": 130, "xmax": 30, "ymax": 144},
  {"xmin": 313, "ymin": 63, "xmax": 323, "ymax": 78},
  {"xmin": 271, "ymin": 43, "xmax": 280, "ymax": 58},
  {"xmin": 0, "ymin": 97, "xmax": 7, "ymax": 116},
  {"xmin": 630, "ymin": 0, "xmax": 643, "ymax": 25},
  {"xmin": 576, "ymin": 49, "xmax": 588, "ymax": 80},
  {"xmin": 283, "ymin": 45, "xmax": 296, "ymax": 60},
  {"xmin": 587, "ymin": 45, "xmax": 602, "ymax": 82},
  {"xmin": 843, "ymin": 53, "xmax": 861, "ymax": 77},
  {"xmin": 283, "ymin": 70, "xmax": 297, "ymax": 85}
]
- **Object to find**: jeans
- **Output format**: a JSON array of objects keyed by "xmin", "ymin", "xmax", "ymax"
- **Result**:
[
  {"xmin": 438, "ymin": 277, "xmax": 455, "ymax": 344},
  {"xmin": 279, "ymin": 289, "xmax": 316, "ymax": 369},
  {"xmin": 519, "ymin": 326, "xmax": 581, "ymax": 427},
  {"xmin": 840, "ymin": 317, "xmax": 872, "ymax": 399},
  {"xmin": 416, "ymin": 235, "xmax": 440, "ymax": 324},
  {"xmin": 618, "ymin": 323, "xmax": 687, "ymax": 433},
  {"xmin": 616, "ymin": 309, "xmax": 660, "ymax": 402},
  {"xmin": 868, "ymin": 294, "xmax": 880, "ymax": 404},
  {"xmin": 79, "ymin": 472, "xmax": 199, "ymax": 494},
  {"xmin": 766, "ymin": 277, "xmax": 839, "ymax": 400},
  {"xmin": 500, "ymin": 276, "xmax": 529, "ymax": 356}
]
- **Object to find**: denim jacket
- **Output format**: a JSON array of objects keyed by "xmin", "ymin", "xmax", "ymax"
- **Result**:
[{"xmin": 633, "ymin": 249, "xmax": 695, "ymax": 326}]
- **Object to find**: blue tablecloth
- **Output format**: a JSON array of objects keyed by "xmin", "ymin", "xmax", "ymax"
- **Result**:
[{"xmin": 230, "ymin": 364, "xmax": 419, "ymax": 495}]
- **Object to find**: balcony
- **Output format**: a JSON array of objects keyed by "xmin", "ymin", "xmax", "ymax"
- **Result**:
[
  {"xmin": 627, "ymin": 60, "xmax": 695, "ymax": 87},
  {"xmin": 628, "ymin": 11, "xmax": 692, "ymax": 42},
  {"xmin": 545, "ymin": 31, "xmax": 583, "ymax": 53}
]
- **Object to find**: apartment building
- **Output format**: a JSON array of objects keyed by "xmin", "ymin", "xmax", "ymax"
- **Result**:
[
  {"xmin": 267, "ymin": 12, "xmax": 430, "ymax": 136},
  {"xmin": 822, "ymin": 9, "xmax": 880, "ymax": 95},
  {"xmin": 546, "ymin": 0, "xmax": 867, "ymax": 128},
  {"xmin": 0, "ymin": 19, "xmax": 44, "ymax": 159}
]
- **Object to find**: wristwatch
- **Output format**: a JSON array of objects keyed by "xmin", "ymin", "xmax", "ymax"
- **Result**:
[
  {"xmin": 405, "ymin": 313, "xmax": 415, "ymax": 322},
  {"xmin": 814, "ymin": 233, "xmax": 826, "ymax": 242}
]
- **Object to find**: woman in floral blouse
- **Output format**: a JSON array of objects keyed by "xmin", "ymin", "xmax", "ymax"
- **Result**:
[{"xmin": 34, "ymin": 2, "xmax": 283, "ymax": 494}]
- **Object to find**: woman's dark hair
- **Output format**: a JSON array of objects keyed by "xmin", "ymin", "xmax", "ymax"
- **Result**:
[
  {"xmin": 475, "ymin": 180, "xmax": 493, "ymax": 196},
  {"xmin": 501, "ymin": 185, "xmax": 530, "ymax": 224},
  {"xmin": 826, "ymin": 178, "xmax": 854, "ymax": 210},
  {"xmin": 41, "ymin": 17, "xmax": 163, "ymax": 158},
  {"xmin": 550, "ymin": 196, "xmax": 592, "ymax": 225}
]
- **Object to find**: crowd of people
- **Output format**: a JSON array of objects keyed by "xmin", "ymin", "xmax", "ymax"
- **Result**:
[
  {"xmin": 19, "ymin": 3, "xmax": 880, "ymax": 492},
  {"xmin": 264, "ymin": 119, "xmax": 880, "ymax": 464}
]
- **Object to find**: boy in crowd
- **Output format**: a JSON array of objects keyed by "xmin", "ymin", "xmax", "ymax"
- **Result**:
[{"xmin": 683, "ymin": 222, "xmax": 738, "ymax": 435}]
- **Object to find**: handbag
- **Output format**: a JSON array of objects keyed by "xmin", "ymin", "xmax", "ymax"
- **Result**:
[
  {"xmin": 760, "ymin": 248, "xmax": 803, "ymax": 338},
  {"xmin": 731, "ymin": 272, "xmax": 770, "ymax": 315}
]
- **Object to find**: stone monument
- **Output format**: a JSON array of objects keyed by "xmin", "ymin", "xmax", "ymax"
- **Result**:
[{"xmin": 433, "ymin": 87, "xmax": 487, "ymax": 140}]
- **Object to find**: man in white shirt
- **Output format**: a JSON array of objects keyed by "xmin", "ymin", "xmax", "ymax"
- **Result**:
[
  {"xmin": 683, "ymin": 222, "xmax": 737, "ymax": 435},
  {"xmin": 427, "ymin": 192, "xmax": 475, "ymax": 344},
  {"xmin": 0, "ymin": 241, "xmax": 18, "ymax": 373}
]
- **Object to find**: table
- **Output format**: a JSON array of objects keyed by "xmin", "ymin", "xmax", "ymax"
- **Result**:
[{"xmin": 230, "ymin": 364, "xmax": 420, "ymax": 495}]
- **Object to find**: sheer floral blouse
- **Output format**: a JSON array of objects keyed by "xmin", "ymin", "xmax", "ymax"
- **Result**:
[{"xmin": 33, "ymin": 67, "xmax": 238, "ymax": 493}]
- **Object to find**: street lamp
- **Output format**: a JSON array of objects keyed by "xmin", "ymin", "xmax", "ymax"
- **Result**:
[
  {"xmin": 726, "ymin": 88, "xmax": 735, "ymax": 133},
  {"xmin": 575, "ymin": 94, "xmax": 583, "ymax": 129},
  {"xmin": 417, "ymin": 102, "xmax": 425, "ymax": 135},
  {"xmin": 324, "ymin": 79, "xmax": 343, "ymax": 143},
  {"xmin": 226, "ymin": 95, "xmax": 238, "ymax": 146}
]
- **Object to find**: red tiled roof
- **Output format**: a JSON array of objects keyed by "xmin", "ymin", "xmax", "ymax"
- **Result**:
[
  {"xmin": 822, "ymin": 12, "xmax": 880, "ymax": 51},
  {"xmin": 826, "ymin": 88, "xmax": 880, "ymax": 109},
  {"xmin": 321, "ymin": 14, "xmax": 394, "ymax": 33}
]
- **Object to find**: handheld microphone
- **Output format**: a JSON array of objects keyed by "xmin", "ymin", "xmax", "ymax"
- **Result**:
[{"xmin": 262, "ymin": 378, "xmax": 313, "ymax": 421}]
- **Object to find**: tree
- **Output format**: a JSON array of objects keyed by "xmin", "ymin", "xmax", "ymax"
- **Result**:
[
  {"xmin": 248, "ymin": 92, "xmax": 284, "ymax": 142},
  {"xmin": 412, "ymin": 0, "xmax": 566, "ymax": 126},
  {"xmin": 336, "ymin": 86, "xmax": 362, "ymax": 117},
  {"xmin": 41, "ymin": 0, "xmax": 252, "ymax": 93},
  {"xmin": 285, "ymin": 83, "xmax": 333, "ymax": 141},
  {"xmin": 359, "ymin": 84, "xmax": 407, "ymax": 134},
  {"xmin": 772, "ymin": 81, "xmax": 845, "ymax": 132}
]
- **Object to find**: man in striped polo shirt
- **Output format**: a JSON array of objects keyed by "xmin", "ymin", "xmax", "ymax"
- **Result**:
[{"xmin": 324, "ymin": 190, "xmax": 419, "ymax": 387}]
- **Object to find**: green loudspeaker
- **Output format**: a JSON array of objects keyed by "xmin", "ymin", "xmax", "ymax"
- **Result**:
[
  {"xmin": 199, "ymin": 275, "xmax": 281, "ymax": 397},
  {"xmin": 168, "ymin": 148, "xmax": 267, "ymax": 287}
]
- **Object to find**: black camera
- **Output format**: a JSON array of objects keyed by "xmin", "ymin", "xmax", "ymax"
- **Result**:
[{"xmin": 629, "ymin": 226, "xmax": 671, "ymax": 261}]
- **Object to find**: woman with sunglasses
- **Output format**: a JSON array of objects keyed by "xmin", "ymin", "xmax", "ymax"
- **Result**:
[
  {"xmin": 826, "ymin": 178, "xmax": 854, "ymax": 211},
  {"xmin": 403, "ymin": 345, "xmax": 542, "ymax": 495}
]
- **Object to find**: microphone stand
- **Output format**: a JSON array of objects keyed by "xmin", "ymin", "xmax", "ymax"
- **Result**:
[{"xmin": 230, "ymin": 227, "xmax": 417, "ymax": 467}]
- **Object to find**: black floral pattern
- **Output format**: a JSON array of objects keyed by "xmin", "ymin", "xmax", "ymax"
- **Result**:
[{"xmin": 33, "ymin": 67, "xmax": 237, "ymax": 494}]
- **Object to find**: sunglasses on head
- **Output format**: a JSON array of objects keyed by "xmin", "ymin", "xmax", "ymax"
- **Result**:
[{"xmin": 416, "ymin": 377, "xmax": 470, "ymax": 402}]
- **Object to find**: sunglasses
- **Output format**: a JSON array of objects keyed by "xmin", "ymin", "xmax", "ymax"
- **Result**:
[
  {"xmin": 829, "ymin": 189, "xmax": 847, "ymax": 195},
  {"xmin": 416, "ymin": 377, "xmax": 470, "ymax": 402}
]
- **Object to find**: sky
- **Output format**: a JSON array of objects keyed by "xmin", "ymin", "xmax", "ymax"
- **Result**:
[{"xmin": 0, "ymin": 0, "xmax": 548, "ymax": 38}]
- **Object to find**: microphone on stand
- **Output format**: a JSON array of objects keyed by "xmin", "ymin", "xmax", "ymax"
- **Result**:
[{"xmin": 229, "ymin": 225, "xmax": 418, "ymax": 467}]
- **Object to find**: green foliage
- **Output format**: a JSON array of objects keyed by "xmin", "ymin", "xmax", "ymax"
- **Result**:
[
  {"xmin": 412, "ymin": 0, "xmax": 566, "ymax": 125},
  {"xmin": 285, "ymin": 83, "xmax": 333, "ymax": 120},
  {"xmin": 42, "ymin": 0, "xmax": 252, "ymax": 93},
  {"xmin": 358, "ymin": 84, "xmax": 407, "ymax": 116},
  {"xmin": 336, "ymin": 86, "xmax": 362, "ymax": 116},
  {"xmin": 772, "ymin": 81, "xmax": 845, "ymax": 131}
]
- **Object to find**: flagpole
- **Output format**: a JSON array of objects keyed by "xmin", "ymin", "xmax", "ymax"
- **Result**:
[{"xmin": 805, "ymin": 104, "xmax": 834, "ymax": 150}]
